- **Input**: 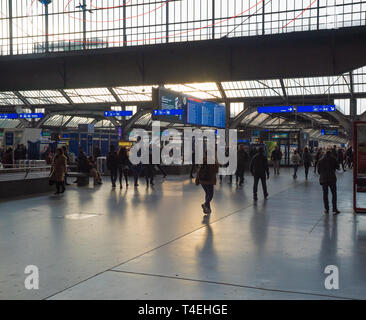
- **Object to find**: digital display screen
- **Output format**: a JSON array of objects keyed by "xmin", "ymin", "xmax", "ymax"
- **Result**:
[{"xmin": 152, "ymin": 87, "xmax": 225, "ymax": 128}]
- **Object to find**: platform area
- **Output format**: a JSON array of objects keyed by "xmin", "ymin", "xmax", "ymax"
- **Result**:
[{"xmin": 0, "ymin": 168, "xmax": 365, "ymax": 300}]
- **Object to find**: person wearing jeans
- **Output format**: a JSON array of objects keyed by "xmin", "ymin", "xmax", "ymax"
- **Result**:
[
  {"xmin": 196, "ymin": 156, "xmax": 219, "ymax": 215},
  {"xmin": 291, "ymin": 150, "xmax": 301, "ymax": 179}
]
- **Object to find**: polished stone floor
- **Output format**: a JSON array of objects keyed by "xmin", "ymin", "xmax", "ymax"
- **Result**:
[{"xmin": 0, "ymin": 168, "xmax": 365, "ymax": 300}]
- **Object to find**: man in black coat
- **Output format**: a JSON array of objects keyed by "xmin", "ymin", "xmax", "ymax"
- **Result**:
[
  {"xmin": 250, "ymin": 147, "xmax": 269, "ymax": 201},
  {"xmin": 236, "ymin": 144, "xmax": 249, "ymax": 186},
  {"xmin": 317, "ymin": 150, "xmax": 340, "ymax": 215}
]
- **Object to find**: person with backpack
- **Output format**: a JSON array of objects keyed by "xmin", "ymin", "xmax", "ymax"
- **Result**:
[
  {"xmin": 106, "ymin": 145, "xmax": 119, "ymax": 188},
  {"xmin": 317, "ymin": 150, "xmax": 340, "ymax": 215},
  {"xmin": 195, "ymin": 155, "xmax": 219, "ymax": 215},
  {"xmin": 250, "ymin": 147, "xmax": 269, "ymax": 201},
  {"xmin": 291, "ymin": 149, "xmax": 301, "ymax": 179},
  {"xmin": 302, "ymin": 147, "xmax": 313, "ymax": 180},
  {"xmin": 271, "ymin": 145, "xmax": 282, "ymax": 175}
]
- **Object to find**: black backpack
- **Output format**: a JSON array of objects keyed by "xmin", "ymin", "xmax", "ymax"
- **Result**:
[{"xmin": 198, "ymin": 164, "xmax": 210, "ymax": 181}]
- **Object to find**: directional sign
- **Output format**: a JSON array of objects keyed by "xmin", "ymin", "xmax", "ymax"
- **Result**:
[
  {"xmin": 104, "ymin": 111, "xmax": 133, "ymax": 117},
  {"xmin": 0, "ymin": 113, "xmax": 18, "ymax": 119},
  {"xmin": 19, "ymin": 113, "xmax": 44, "ymax": 119},
  {"xmin": 153, "ymin": 109, "xmax": 183, "ymax": 116},
  {"xmin": 296, "ymin": 105, "xmax": 336, "ymax": 113},
  {"xmin": 321, "ymin": 129, "xmax": 338, "ymax": 136},
  {"xmin": 257, "ymin": 106, "xmax": 294, "ymax": 113}
]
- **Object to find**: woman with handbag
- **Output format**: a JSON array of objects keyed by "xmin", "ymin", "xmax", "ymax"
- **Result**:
[
  {"xmin": 195, "ymin": 155, "xmax": 219, "ymax": 215},
  {"xmin": 50, "ymin": 148, "xmax": 67, "ymax": 195}
]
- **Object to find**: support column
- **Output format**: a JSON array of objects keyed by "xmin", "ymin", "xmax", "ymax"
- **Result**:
[
  {"xmin": 83, "ymin": 0, "xmax": 87, "ymax": 50},
  {"xmin": 350, "ymin": 98, "xmax": 357, "ymax": 120},
  {"xmin": 123, "ymin": 0, "xmax": 127, "ymax": 46},
  {"xmin": 166, "ymin": 0, "xmax": 169, "ymax": 43},
  {"xmin": 45, "ymin": 4, "xmax": 49, "ymax": 52},
  {"xmin": 212, "ymin": 0, "xmax": 215, "ymax": 39},
  {"xmin": 8, "ymin": 0, "xmax": 13, "ymax": 55}
]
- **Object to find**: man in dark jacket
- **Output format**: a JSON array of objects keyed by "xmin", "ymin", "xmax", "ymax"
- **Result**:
[
  {"xmin": 271, "ymin": 145, "xmax": 282, "ymax": 175},
  {"xmin": 318, "ymin": 150, "xmax": 340, "ymax": 215},
  {"xmin": 107, "ymin": 144, "xmax": 119, "ymax": 188},
  {"xmin": 250, "ymin": 147, "xmax": 269, "ymax": 201},
  {"xmin": 236, "ymin": 144, "xmax": 249, "ymax": 186},
  {"xmin": 93, "ymin": 144, "xmax": 102, "ymax": 160}
]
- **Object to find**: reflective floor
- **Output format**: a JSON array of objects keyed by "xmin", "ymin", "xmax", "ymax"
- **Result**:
[{"xmin": 0, "ymin": 168, "xmax": 365, "ymax": 300}]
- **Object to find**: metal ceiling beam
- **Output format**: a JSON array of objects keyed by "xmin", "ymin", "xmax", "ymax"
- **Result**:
[
  {"xmin": 1, "ymin": 26, "xmax": 366, "ymax": 91},
  {"xmin": 58, "ymin": 89, "xmax": 74, "ymax": 105},
  {"xmin": 279, "ymin": 79, "xmax": 287, "ymax": 100},
  {"xmin": 229, "ymin": 107, "xmax": 256, "ymax": 129}
]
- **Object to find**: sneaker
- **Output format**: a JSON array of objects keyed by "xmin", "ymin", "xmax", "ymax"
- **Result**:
[
  {"xmin": 201, "ymin": 203, "xmax": 209, "ymax": 214},
  {"xmin": 333, "ymin": 209, "xmax": 340, "ymax": 215}
]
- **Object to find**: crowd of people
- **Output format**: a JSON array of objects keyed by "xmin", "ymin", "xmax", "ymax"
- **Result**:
[
  {"xmin": 195, "ymin": 144, "xmax": 353, "ymax": 216},
  {"xmin": 1, "ymin": 140, "xmax": 354, "ymax": 216},
  {"xmin": 0, "ymin": 144, "xmax": 28, "ymax": 168}
]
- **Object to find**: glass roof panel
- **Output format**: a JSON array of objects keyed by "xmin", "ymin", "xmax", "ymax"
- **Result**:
[
  {"xmin": 95, "ymin": 120, "xmax": 114, "ymax": 128},
  {"xmin": 222, "ymin": 80, "xmax": 282, "ymax": 98},
  {"xmin": 64, "ymin": 88, "xmax": 116, "ymax": 104},
  {"xmin": 165, "ymin": 83, "xmax": 221, "ymax": 99},
  {"xmin": 0, "ymin": 119, "xmax": 20, "ymax": 128},
  {"xmin": 44, "ymin": 115, "xmax": 71, "ymax": 127},
  {"xmin": 241, "ymin": 111, "xmax": 258, "ymax": 124},
  {"xmin": 354, "ymin": 67, "xmax": 366, "ymax": 93},
  {"xmin": 113, "ymin": 86, "xmax": 156, "ymax": 102},
  {"xmin": 0, "ymin": 92, "xmax": 24, "ymax": 105},
  {"xmin": 18, "ymin": 90, "xmax": 69, "ymax": 105},
  {"xmin": 66, "ymin": 117, "xmax": 94, "ymax": 127},
  {"xmin": 251, "ymin": 113, "xmax": 269, "ymax": 126}
]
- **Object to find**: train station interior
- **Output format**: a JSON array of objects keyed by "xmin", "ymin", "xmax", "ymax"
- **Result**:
[{"xmin": 1, "ymin": 0, "xmax": 366, "ymax": 300}]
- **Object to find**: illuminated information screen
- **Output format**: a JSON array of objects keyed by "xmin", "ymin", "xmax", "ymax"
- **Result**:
[{"xmin": 153, "ymin": 87, "xmax": 225, "ymax": 128}]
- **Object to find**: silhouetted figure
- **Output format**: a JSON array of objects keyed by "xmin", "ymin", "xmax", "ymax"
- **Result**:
[
  {"xmin": 118, "ymin": 146, "xmax": 130, "ymax": 188},
  {"xmin": 195, "ymin": 155, "xmax": 219, "ymax": 215},
  {"xmin": 50, "ymin": 148, "xmax": 67, "ymax": 195},
  {"xmin": 236, "ymin": 144, "xmax": 249, "ymax": 186},
  {"xmin": 250, "ymin": 147, "xmax": 269, "ymax": 201},
  {"xmin": 318, "ymin": 150, "xmax": 340, "ymax": 215},
  {"xmin": 106, "ymin": 145, "xmax": 119, "ymax": 188},
  {"xmin": 303, "ymin": 147, "xmax": 312, "ymax": 180},
  {"xmin": 271, "ymin": 145, "xmax": 282, "ymax": 175}
]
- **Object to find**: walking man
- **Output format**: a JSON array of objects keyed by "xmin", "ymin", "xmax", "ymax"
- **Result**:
[
  {"xmin": 318, "ymin": 150, "xmax": 340, "ymax": 215},
  {"xmin": 271, "ymin": 145, "xmax": 282, "ymax": 175},
  {"xmin": 250, "ymin": 147, "xmax": 269, "ymax": 201}
]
